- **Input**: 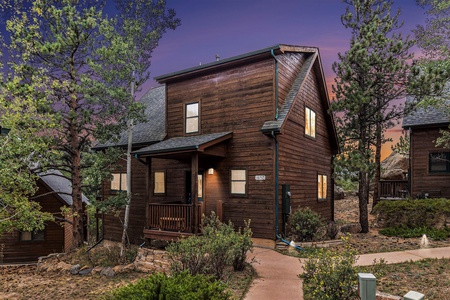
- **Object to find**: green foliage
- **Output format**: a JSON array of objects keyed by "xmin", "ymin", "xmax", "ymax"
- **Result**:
[
  {"xmin": 288, "ymin": 207, "xmax": 324, "ymax": 242},
  {"xmin": 108, "ymin": 271, "xmax": 231, "ymax": 300},
  {"xmin": 68, "ymin": 244, "xmax": 138, "ymax": 267},
  {"xmin": 391, "ymin": 131, "xmax": 410, "ymax": 158},
  {"xmin": 301, "ymin": 237, "xmax": 358, "ymax": 300},
  {"xmin": 373, "ymin": 198, "xmax": 450, "ymax": 229},
  {"xmin": 379, "ymin": 226, "xmax": 450, "ymax": 241},
  {"xmin": 166, "ymin": 213, "xmax": 253, "ymax": 279}
]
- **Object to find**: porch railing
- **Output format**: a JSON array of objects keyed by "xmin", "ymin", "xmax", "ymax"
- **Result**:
[
  {"xmin": 379, "ymin": 180, "xmax": 408, "ymax": 198},
  {"xmin": 147, "ymin": 203, "xmax": 202, "ymax": 232}
]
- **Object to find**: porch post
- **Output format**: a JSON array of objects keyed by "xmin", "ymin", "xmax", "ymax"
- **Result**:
[
  {"xmin": 191, "ymin": 152, "xmax": 199, "ymax": 234},
  {"xmin": 145, "ymin": 158, "xmax": 152, "ymax": 229}
]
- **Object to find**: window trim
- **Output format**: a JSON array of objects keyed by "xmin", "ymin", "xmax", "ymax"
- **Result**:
[
  {"xmin": 428, "ymin": 152, "xmax": 450, "ymax": 174},
  {"xmin": 317, "ymin": 174, "xmax": 327, "ymax": 202},
  {"xmin": 19, "ymin": 229, "xmax": 45, "ymax": 242},
  {"xmin": 230, "ymin": 169, "xmax": 248, "ymax": 196},
  {"xmin": 111, "ymin": 172, "xmax": 127, "ymax": 192},
  {"xmin": 185, "ymin": 101, "xmax": 200, "ymax": 134},
  {"xmin": 153, "ymin": 170, "xmax": 166, "ymax": 195},
  {"xmin": 305, "ymin": 106, "xmax": 316, "ymax": 139}
]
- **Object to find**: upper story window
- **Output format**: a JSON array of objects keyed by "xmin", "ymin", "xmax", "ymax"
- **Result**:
[
  {"xmin": 231, "ymin": 169, "xmax": 247, "ymax": 195},
  {"xmin": 429, "ymin": 152, "xmax": 450, "ymax": 173},
  {"xmin": 154, "ymin": 171, "xmax": 165, "ymax": 194},
  {"xmin": 318, "ymin": 174, "xmax": 327, "ymax": 201},
  {"xmin": 305, "ymin": 107, "xmax": 316, "ymax": 138},
  {"xmin": 111, "ymin": 173, "xmax": 127, "ymax": 191},
  {"xmin": 185, "ymin": 102, "xmax": 199, "ymax": 134},
  {"xmin": 20, "ymin": 229, "xmax": 45, "ymax": 241}
]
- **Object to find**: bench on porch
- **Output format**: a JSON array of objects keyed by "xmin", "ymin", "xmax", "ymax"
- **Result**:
[{"xmin": 159, "ymin": 216, "xmax": 186, "ymax": 231}]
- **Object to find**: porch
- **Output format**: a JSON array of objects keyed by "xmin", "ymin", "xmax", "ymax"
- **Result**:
[
  {"xmin": 143, "ymin": 203, "xmax": 203, "ymax": 241},
  {"xmin": 378, "ymin": 180, "xmax": 409, "ymax": 199}
]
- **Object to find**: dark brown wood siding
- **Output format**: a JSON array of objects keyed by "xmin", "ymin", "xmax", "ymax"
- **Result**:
[
  {"xmin": 0, "ymin": 181, "xmax": 65, "ymax": 263},
  {"xmin": 102, "ymin": 155, "xmax": 148, "ymax": 244},
  {"xmin": 410, "ymin": 127, "xmax": 450, "ymax": 198}
]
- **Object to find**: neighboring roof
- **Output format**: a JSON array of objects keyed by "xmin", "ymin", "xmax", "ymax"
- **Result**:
[
  {"xmin": 93, "ymin": 85, "xmax": 166, "ymax": 150},
  {"xmin": 39, "ymin": 169, "xmax": 89, "ymax": 206},
  {"xmin": 402, "ymin": 96, "xmax": 450, "ymax": 129},
  {"xmin": 133, "ymin": 132, "xmax": 232, "ymax": 157},
  {"xmin": 154, "ymin": 44, "xmax": 317, "ymax": 83}
]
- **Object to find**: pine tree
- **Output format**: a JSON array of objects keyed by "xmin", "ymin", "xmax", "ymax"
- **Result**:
[{"xmin": 332, "ymin": 0, "xmax": 414, "ymax": 232}]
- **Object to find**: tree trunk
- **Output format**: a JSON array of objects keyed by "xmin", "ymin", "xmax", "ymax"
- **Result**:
[
  {"xmin": 71, "ymin": 145, "xmax": 84, "ymax": 249},
  {"xmin": 372, "ymin": 126, "xmax": 382, "ymax": 210},
  {"xmin": 359, "ymin": 171, "xmax": 370, "ymax": 233}
]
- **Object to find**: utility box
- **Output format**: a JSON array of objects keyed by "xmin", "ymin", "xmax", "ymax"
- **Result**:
[
  {"xmin": 281, "ymin": 184, "xmax": 291, "ymax": 215},
  {"xmin": 403, "ymin": 291, "xmax": 424, "ymax": 300},
  {"xmin": 358, "ymin": 273, "xmax": 376, "ymax": 300}
]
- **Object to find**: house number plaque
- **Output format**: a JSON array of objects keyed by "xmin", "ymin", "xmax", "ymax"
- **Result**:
[{"xmin": 255, "ymin": 175, "xmax": 266, "ymax": 181}]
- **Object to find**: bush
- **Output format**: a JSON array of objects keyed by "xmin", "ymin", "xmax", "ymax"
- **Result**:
[
  {"xmin": 108, "ymin": 271, "xmax": 231, "ymax": 300},
  {"xmin": 301, "ymin": 237, "xmax": 358, "ymax": 300},
  {"xmin": 288, "ymin": 207, "xmax": 324, "ymax": 242},
  {"xmin": 373, "ymin": 198, "xmax": 450, "ymax": 229},
  {"xmin": 379, "ymin": 226, "xmax": 450, "ymax": 241},
  {"xmin": 166, "ymin": 213, "xmax": 253, "ymax": 279}
]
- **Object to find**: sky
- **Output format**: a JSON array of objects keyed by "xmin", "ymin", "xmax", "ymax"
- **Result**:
[{"xmin": 143, "ymin": 0, "xmax": 428, "ymax": 159}]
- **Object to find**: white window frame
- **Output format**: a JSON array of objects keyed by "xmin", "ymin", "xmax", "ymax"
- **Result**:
[
  {"xmin": 305, "ymin": 107, "xmax": 316, "ymax": 138},
  {"xmin": 185, "ymin": 102, "xmax": 199, "ymax": 134},
  {"xmin": 231, "ymin": 169, "xmax": 247, "ymax": 195},
  {"xmin": 111, "ymin": 173, "xmax": 127, "ymax": 192}
]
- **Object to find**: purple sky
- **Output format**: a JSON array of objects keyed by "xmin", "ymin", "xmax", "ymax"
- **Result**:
[{"xmin": 145, "ymin": 0, "xmax": 428, "ymax": 158}]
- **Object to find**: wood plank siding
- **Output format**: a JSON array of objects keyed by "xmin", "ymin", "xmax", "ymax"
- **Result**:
[
  {"xmin": 410, "ymin": 127, "xmax": 450, "ymax": 198},
  {"xmin": 0, "ymin": 181, "xmax": 65, "ymax": 263}
]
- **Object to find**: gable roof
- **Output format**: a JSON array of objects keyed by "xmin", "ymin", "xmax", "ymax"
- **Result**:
[
  {"xmin": 93, "ymin": 85, "xmax": 166, "ymax": 150},
  {"xmin": 39, "ymin": 169, "xmax": 89, "ymax": 206},
  {"xmin": 403, "ymin": 97, "xmax": 450, "ymax": 129},
  {"xmin": 133, "ymin": 132, "xmax": 232, "ymax": 157}
]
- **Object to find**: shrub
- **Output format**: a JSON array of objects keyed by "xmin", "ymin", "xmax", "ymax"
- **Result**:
[
  {"xmin": 166, "ymin": 213, "xmax": 253, "ymax": 279},
  {"xmin": 108, "ymin": 271, "xmax": 231, "ymax": 300},
  {"xmin": 301, "ymin": 237, "xmax": 358, "ymax": 300},
  {"xmin": 373, "ymin": 198, "xmax": 450, "ymax": 229},
  {"xmin": 379, "ymin": 226, "xmax": 450, "ymax": 241},
  {"xmin": 288, "ymin": 207, "xmax": 324, "ymax": 242}
]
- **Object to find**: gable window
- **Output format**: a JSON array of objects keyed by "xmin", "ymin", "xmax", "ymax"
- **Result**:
[
  {"xmin": 185, "ymin": 102, "xmax": 199, "ymax": 133},
  {"xmin": 318, "ymin": 174, "xmax": 327, "ymax": 201},
  {"xmin": 429, "ymin": 152, "xmax": 450, "ymax": 173},
  {"xmin": 231, "ymin": 169, "xmax": 247, "ymax": 195},
  {"xmin": 154, "ymin": 171, "xmax": 165, "ymax": 194},
  {"xmin": 20, "ymin": 229, "xmax": 45, "ymax": 241},
  {"xmin": 111, "ymin": 173, "xmax": 127, "ymax": 191},
  {"xmin": 305, "ymin": 107, "xmax": 316, "ymax": 138}
]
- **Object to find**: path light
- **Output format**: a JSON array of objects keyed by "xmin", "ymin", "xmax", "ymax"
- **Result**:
[{"xmin": 0, "ymin": 127, "xmax": 10, "ymax": 136}]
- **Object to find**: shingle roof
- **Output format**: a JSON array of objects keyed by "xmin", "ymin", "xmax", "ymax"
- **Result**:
[
  {"xmin": 39, "ymin": 169, "xmax": 89, "ymax": 206},
  {"xmin": 402, "ymin": 96, "xmax": 450, "ymax": 128},
  {"xmin": 261, "ymin": 53, "xmax": 316, "ymax": 133},
  {"xmin": 94, "ymin": 85, "xmax": 166, "ymax": 149},
  {"xmin": 133, "ymin": 132, "xmax": 232, "ymax": 156}
]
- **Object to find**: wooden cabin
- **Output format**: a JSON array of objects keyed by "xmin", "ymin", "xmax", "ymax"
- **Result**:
[
  {"xmin": 403, "ymin": 99, "xmax": 450, "ymax": 199},
  {"xmin": 95, "ymin": 44, "xmax": 338, "ymax": 243},
  {"xmin": 0, "ymin": 170, "xmax": 89, "ymax": 263}
]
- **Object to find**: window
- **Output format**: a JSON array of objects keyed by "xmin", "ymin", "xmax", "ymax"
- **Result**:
[
  {"xmin": 231, "ymin": 169, "xmax": 247, "ymax": 195},
  {"xmin": 154, "ymin": 171, "xmax": 165, "ymax": 194},
  {"xmin": 318, "ymin": 174, "xmax": 327, "ymax": 200},
  {"xmin": 111, "ymin": 173, "xmax": 127, "ymax": 191},
  {"xmin": 20, "ymin": 230, "xmax": 45, "ymax": 241},
  {"xmin": 185, "ymin": 102, "xmax": 199, "ymax": 133},
  {"xmin": 305, "ymin": 107, "xmax": 316, "ymax": 138},
  {"xmin": 429, "ymin": 152, "xmax": 450, "ymax": 173}
]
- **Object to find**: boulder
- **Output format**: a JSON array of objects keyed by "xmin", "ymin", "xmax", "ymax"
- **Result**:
[
  {"xmin": 334, "ymin": 185, "xmax": 346, "ymax": 200},
  {"xmin": 340, "ymin": 223, "xmax": 362, "ymax": 234},
  {"xmin": 100, "ymin": 267, "xmax": 116, "ymax": 277},
  {"xmin": 381, "ymin": 152, "xmax": 408, "ymax": 180},
  {"xmin": 70, "ymin": 264, "xmax": 80, "ymax": 275}
]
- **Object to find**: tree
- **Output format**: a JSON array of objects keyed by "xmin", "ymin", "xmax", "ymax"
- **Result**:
[
  {"xmin": 331, "ymin": 0, "xmax": 414, "ymax": 233},
  {"xmin": 2, "ymin": 0, "xmax": 179, "ymax": 248}
]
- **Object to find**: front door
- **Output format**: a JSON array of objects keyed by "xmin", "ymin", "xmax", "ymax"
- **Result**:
[{"xmin": 185, "ymin": 171, "xmax": 204, "ymax": 204}]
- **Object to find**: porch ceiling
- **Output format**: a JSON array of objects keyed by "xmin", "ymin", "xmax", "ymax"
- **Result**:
[{"xmin": 132, "ymin": 131, "xmax": 232, "ymax": 159}]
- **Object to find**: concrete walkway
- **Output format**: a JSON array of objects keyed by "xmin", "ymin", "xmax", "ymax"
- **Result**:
[{"xmin": 245, "ymin": 246, "xmax": 450, "ymax": 300}]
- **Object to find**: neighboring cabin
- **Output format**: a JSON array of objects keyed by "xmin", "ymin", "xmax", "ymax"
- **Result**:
[
  {"xmin": 0, "ymin": 170, "xmax": 89, "ymax": 263},
  {"xmin": 95, "ymin": 44, "xmax": 338, "ymax": 243},
  {"xmin": 403, "ymin": 99, "xmax": 450, "ymax": 198}
]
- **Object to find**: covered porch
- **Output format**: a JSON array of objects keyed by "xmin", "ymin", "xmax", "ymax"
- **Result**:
[{"xmin": 133, "ymin": 132, "xmax": 232, "ymax": 241}]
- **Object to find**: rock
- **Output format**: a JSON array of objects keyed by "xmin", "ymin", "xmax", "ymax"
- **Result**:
[
  {"xmin": 91, "ymin": 266, "xmax": 103, "ymax": 275},
  {"xmin": 100, "ymin": 267, "xmax": 116, "ymax": 277},
  {"xmin": 334, "ymin": 185, "xmax": 346, "ymax": 200},
  {"xmin": 340, "ymin": 223, "xmax": 362, "ymax": 234},
  {"xmin": 78, "ymin": 268, "xmax": 93, "ymax": 276},
  {"xmin": 47, "ymin": 261, "xmax": 72, "ymax": 273},
  {"xmin": 70, "ymin": 264, "xmax": 80, "ymax": 275},
  {"xmin": 381, "ymin": 152, "xmax": 408, "ymax": 180},
  {"xmin": 113, "ymin": 263, "xmax": 135, "ymax": 274}
]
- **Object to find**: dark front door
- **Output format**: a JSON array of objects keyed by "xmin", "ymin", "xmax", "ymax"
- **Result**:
[{"xmin": 185, "ymin": 171, "xmax": 204, "ymax": 204}]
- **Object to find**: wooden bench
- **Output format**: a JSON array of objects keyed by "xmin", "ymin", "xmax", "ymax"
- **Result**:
[{"xmin": 159, "ymin": 217, "xmax": 186, "ymax": 231}]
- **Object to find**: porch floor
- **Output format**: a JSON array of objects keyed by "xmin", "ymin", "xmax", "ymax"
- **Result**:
[{"xmin": 143, "ymin": 228, "xmax": 195, "ymax": 241}]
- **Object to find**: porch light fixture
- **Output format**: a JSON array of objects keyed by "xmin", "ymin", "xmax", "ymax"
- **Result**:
[{"xmin": 208, "ymin": 168, "xmax": 214, "ymax": 175}]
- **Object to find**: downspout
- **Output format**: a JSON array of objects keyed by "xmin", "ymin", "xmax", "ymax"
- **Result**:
[{"xmin": 271, "ymin": 131, "xmax": 279, "ymax": 238}]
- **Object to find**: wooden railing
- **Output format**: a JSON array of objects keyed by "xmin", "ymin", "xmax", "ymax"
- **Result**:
[
  {"xmin": 147, "ymin": 203, "xmax": 202, "ymax": 232},
  {"xmin": 379, "ymin": 180, "xmax": 408, "ymax": 198}
]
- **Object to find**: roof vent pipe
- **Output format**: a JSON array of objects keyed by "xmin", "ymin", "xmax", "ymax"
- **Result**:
[{"xmin": 216, "ymin": 54, "xmax": 220, "ymax": 61}]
